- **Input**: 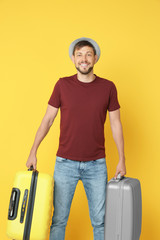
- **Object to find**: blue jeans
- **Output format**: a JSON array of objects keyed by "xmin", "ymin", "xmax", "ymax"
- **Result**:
[{"xmin": 49, "ymin": 156, "xmax": 108, "ymax": 240}]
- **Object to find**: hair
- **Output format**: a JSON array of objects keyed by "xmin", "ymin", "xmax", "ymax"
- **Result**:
[{"xmin": 73, "ymin": 40, "xmax": 96, "ymax": 55}]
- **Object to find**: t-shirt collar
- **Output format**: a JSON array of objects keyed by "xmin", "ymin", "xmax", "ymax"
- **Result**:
[{"xmin": 73, "ymin": 73, "xmax": 98, "ymax": 85}]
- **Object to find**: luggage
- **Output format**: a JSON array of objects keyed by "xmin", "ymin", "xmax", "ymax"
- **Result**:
[
  {"xmin": 6, "ymin": 167, "xmax": 54, "ymax": 240},
  {"xmin": 104, "ymin": 174, "xmax": 142, "ymax": 240}
]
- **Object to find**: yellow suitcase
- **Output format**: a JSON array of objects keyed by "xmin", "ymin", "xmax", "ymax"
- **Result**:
[{"xmin": 6, "ymin": 168, "xmax": 54, "ymax": 240}]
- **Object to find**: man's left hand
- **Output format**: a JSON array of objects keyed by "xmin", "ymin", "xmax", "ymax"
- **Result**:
[{"xmin": 114, "ymin": 160, "xmax": 126, "ymax": 179}]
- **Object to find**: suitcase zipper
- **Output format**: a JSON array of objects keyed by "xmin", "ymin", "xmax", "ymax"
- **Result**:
[{"xmin": 23, "ymin": 171, "xmax": 39, "ymax": 240}]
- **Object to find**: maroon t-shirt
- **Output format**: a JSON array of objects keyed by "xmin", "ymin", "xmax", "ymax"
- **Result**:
[{"xmin": 48, "ymin": 74, "xmax": 120, "ymax": 161}]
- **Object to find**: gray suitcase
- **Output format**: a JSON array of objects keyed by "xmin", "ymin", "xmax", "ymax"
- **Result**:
[{"xmin": 104, "ymin": 174, "xmax": 142, "ymax": 240}]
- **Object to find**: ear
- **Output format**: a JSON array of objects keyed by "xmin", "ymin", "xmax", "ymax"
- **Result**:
[
  {"xmin": 94, "ymin": 55, "xmax": 98, "ymax": 63},
  {"xmin": 71, "ymin": 55, "xmax": 75, "ymax": 64}
]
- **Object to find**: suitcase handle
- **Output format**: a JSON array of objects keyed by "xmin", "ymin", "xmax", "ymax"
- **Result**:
[
  {"xmin": 116, "ymin": 173, "xmax": 124, "ymax": 180},
  {"xmin": 110, "ymin": 173, "xmax": 125, "ymax": 182},
  {"xmin": 28, "ymin": 165, "xmax": 34, "ymax": 171},
  {"xmin": 8, "ymin": 188, "xmax": 20, "ymax": 220},
  {"xmin": 28, "ymin": 165, "xmax": 38, "ymax": 172}
]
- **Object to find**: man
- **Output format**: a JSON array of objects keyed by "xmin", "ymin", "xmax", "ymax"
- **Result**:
[{"xmin": 26, "ymin": 37, "xmax": 126, "ymax": 240}]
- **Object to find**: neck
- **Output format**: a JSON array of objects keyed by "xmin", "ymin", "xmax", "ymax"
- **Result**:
[{"xmin": 77, "ymin": 70, "xmax": 96, "ymax": 83}]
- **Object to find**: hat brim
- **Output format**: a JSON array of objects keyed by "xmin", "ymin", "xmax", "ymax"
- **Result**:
[{"xmin": 69, "ymin": 37, "xmax": 100, "ymax": 62}]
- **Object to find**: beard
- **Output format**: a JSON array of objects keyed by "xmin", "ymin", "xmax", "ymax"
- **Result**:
[{"xmin": 76, "ymin": 66, "xmax": 93, "ymax": 75}]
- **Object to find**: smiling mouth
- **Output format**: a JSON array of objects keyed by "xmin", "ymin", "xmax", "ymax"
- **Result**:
[{"xmin": 79, "ymin": 63, "xmax": 89, "ymax": 67}]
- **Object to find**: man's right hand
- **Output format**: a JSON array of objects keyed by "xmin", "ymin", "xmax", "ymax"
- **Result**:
[{"xmin": 26, "ymin": 153, "xmax": 37, "ymax": 170}]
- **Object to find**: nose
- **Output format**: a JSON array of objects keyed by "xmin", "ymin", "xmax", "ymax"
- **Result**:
[{"xmin": 81, "ymin": 54, "xmax": 87, "ymax": 62}]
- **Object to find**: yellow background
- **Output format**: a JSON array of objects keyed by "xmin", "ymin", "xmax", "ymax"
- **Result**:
[{"xmin": 0, "ymin": 0, "xmax": 160, "ymax": 239}]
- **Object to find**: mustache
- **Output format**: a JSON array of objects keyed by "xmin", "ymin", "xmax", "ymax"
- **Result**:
[{"xmin": 79, "ymin": 61, "xmax": 89, "ymax": 64}]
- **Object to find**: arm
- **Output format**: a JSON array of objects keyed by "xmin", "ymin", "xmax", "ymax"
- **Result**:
[
  {"xmin": 26, "ymin": 104, "xmax": 59, "ymax": 169},
  {"xmin": 109, "ymin": 109, "xmax": 126, "ymax": 178}
]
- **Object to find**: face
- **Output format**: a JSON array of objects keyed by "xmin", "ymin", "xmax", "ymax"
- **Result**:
[{"xmin": 71, "ymin": 46, "xmax": 98, "ymax": 75}]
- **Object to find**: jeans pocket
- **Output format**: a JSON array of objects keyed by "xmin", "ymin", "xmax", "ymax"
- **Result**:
[
  {"xmin": 56, "ymin": 156, "xmax": 67, "ymax": 163},
  {"xmin": 92, "ymin": 158, "xmax": 107, "ymax": 173},
  {"xmin": 94, "ymin": 158, "xmax": 106, "ymax": 163}
]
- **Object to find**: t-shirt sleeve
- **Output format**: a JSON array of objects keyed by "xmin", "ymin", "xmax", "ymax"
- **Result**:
[
  {"xmin": 48, "ymin": 80, "xmax": 61, "ymax": 108},
  {"xmin": 108, "ymin": 82, "xmax": 120, "ymax": 111}
]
